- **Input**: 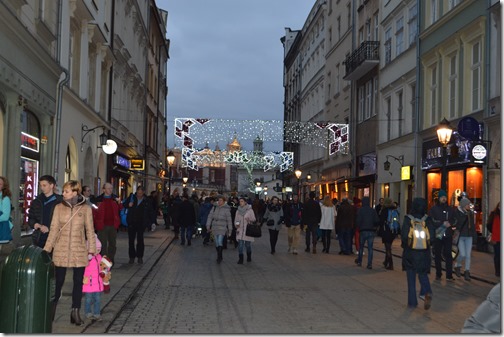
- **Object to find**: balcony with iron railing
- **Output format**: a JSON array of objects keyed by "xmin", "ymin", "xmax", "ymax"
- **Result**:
[{"xmin": 343, "ymin": 41, "xmax": 380, "ymax": 81}]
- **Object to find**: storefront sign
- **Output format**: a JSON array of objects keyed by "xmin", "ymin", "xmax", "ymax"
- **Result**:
[
  {"xmin": 130, "ymin": 159, "xmax": 145, "ymax": 170},
  {"xmin": 401, "ymin": 166, "xmax": 411, "ymax": 180},
  {"xmin": 21, "ymin": 132, "xmax": 39, "ymax": 153},
  {"xmin": 471, "ymin": 143, "xmax": 487, "ymax": 164},
  {"xmin": 114, "ymin": 155, "xmax": 131, "ymax": 169},
  {"xmin": 458, "ymin": 117, "xmax": 480, "ymax": 141},
  {"xmin": 23, "ymin": 172, "xmax": 35, "ymax": 224}
]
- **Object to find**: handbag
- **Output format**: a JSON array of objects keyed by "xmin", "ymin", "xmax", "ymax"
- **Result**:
[
  {"xmin": 245, "ymin": 221, "xmax": 262, "ymax": 238},
  {"xmin": 266, "ymin": 219, "xmax": 275, "ymax": 227},
  {"xmin": 120, "ymin": 194, "xmax": 134, "ymax": 227}
]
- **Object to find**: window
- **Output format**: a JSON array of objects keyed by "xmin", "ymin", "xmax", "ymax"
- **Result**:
[
  {"xmin": 335, "ymin": 64, "xmax": 340, "ymax": 94},
  {"xmin": 65, "ymin": 146, "xmax": 71, "ymax": 183},
  {"xmin": 365, "ymin": 80, "xmax": 373, "ymax": 119},
  {"xmin": 373, "ymin": 13, "xmax": 379, "ymax": 40},
  {"xmin": 411, "ymin": 83, "xmax": 416, "ymax": 131},
  {"xmin": 366, "ymin": 18, "xmax": 371, "ymax": 41},
  {"xmin": 359, "ymin": 27, "xmax": 364, "ymax": 45},
  {"xmin": 430, "ymin": 65, "xmax": 438, "ymax": 124},
  {"xmin": 374, "ymin": 77, "xmax": 378, "ymax": 116},
  {"xmin": 471, "ymin": 42, "xmax": 481, "ymax": 111},
  {"xmin": 430, "ymin": 0, "xmax": 438, "ymax": 24},
  {"xmin": 448, "ymin": 0, "xmax": 461, "ymax": 10},
  {"xmin": 397, "ymin": 90, "xmax": 403, "ymax": 136},
  {"xmin": 358, "ymin": 87, "xmax": 364, "ymax": 122},
  {"xmin": 337, "ymin": 16, "xmax": 341, "ymax": 40},
  {"xmin": 408, "ymin": 4, "xmax": 417, "ymax": 46},
  {"xmin": 347, "ymin": 3, "xmax": 351, "ymax": 30},
  {"xmin": 395, "ymin": 17, "xmax": 404, "ymax": 56},
  {"xmin": 384, "ymin": 27, "xmax": 392, "ymax": 64},
  {"xmin": 386, "ymin": 97, "xmax": 391, "ymax": 141},
  {"xmin": 448, "ymin": 54, "xmax": 457, "ymax": 118}
]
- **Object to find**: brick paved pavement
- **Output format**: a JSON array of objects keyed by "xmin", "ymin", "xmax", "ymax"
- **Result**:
[{"xmin": 1, "ymin": 223, "xmax": 498, "ymax": 334}]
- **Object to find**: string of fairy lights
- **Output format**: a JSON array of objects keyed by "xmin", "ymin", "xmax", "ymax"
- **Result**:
[{"xmin": 174, "ymin": 118, "xmax": 349, "ymax": 172}]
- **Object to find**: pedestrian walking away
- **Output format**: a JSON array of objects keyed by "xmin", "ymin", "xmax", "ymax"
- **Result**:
[
  {"xmin": 263, "ymin": 196, "xmax": 284, "ymax": 255},
  {"xmin": 302, "ymin": 191, "xmax": 322, "ymax": 254},
  {"xmin": 401, "ymin": 197, "xmax": 434, "ymax": 310},
  {"xmin": 286, "ymin": 194, "xmax": 303, "ymax": 254},
  {"xmin": 355, "ymin": 196, "xmax": 380, "ymax": 269},
  {"xmin": 335, "ymin": 198, "xmax": 354, "ymax": 255},
  {"xmin": 28, "ymin": 175, "xmax": 62, "ymax": 248},
  {"xmin": 234, "ymin": 195, "xmax": 256, "ymax": 264},
  {"xmin": 378, "ymin": 198, "xmax": 399, "ymax": 270},
  {"xmin": 206, "ymin": 195, "xmax": 231, "ymax": 263},
  {"xmin": 319, "ymin": 195, "xmax": 336, "ymax": 254},
  {"xmin": 178, "ymin": 193, "xmax": 196, "ymax": 246},
  {"xmin": 43, "ymin": 180, "xmax": 97, "ymax": 326}
]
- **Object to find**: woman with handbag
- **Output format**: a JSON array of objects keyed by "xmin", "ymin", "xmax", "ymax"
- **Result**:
[
  {"xmin": 234, "ymin": 196, "xmax": 257, "ymax": 264},
  {"xmin": 486, "ymin": 202, "xmax": 500, "ymax": 277},
  {"xmin": 263, "ymin": 196, "xmax": 284, "ymax": 255},
  {"xmin": 0, "ymin": 176, "xmax": 13, "ymax": 244},
  {"xmin": 453, "ymin": 198, "xmax": 475, "ymax": 281},
  {"xmin": 43, "ymin": 180, "xmax": 97, "ymax": 326}
]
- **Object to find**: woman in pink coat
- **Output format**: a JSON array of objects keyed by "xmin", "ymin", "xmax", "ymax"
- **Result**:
[{"xmin": 234, "ymin": 196, "xmax": 257, "ymax": 264}]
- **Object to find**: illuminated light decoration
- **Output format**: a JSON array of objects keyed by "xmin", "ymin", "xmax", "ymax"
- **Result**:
[{"xmin": 174, "ymin": 118, "xmax": 349, "ymax": 154}]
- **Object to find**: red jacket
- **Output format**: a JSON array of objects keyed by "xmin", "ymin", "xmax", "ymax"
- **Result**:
[{"xmin": 93, "ymin": 194, "xmax": 122, "ymax": 231}]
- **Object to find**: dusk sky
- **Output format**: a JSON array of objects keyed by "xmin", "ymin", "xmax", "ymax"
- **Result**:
[{"xmin": 157, "ymin": 0, "xmax": 316, "ymax": 151}]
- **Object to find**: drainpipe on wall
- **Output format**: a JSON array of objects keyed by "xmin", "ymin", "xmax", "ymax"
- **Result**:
[{"xmin": 413, "ymin": 0, "xmax": 422, "ymax": 198}]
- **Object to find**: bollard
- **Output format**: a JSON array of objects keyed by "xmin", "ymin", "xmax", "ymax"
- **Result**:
[{"xmin": 0, "ymin": 245, "xmax": 55, "ymax": 333}]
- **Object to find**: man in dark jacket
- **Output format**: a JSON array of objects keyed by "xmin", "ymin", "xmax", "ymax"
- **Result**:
[
  {"xmin": 169, "ymin": 189, "xmax": 182, "ymax": 239},
  {"xmin": 355, "ymin": 197, "xmax": 380, "ymax": 269},
  {"xmin": 28, "ymin": 175, "xmax": 62, "ymax": 248},
  {"xmin": 199, "ymin": 197, "xmax": 214, "ymax": 245},
  {"xmin": 302, "ymin": 191, "xmax": 322, "ymax": 254},
  {"xmin": 286, "ymin": 195, "xmax": 303, "ymax": 254},
  {"xmin": 428, "ymin": 189, "xmax": 455, "ymax": 281},
  {"xmin": 178, "ymin": 193, "xmax": 196, "ymax": 246},
  {"xmin": 335, "ymin": 198, "xmax": 354, "ymax": 255},
  {"xmin": 125, "ymin": 186, "xmax": 155, "ymax": 264}
]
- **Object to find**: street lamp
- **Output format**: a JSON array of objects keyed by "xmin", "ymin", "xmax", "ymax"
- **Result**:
[
  {"xmin": 255, "ymin": 180, "xmax": 261, "ymax": 198},
  {"xmin": 294, "ymin": 169, "xmax": 302, "ymax": 199},
  {"xmin": 263, "ymin": 185, "xmax": 268, "ymax": 200},
  {"xmin": 166, "ymin": 151, "xmax": 175, "ymax": 195},
  {"xmin": 436, "ymin": 118, "xmax": 453, "ymax": 191}
]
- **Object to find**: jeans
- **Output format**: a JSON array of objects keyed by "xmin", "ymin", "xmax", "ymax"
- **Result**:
[
  {"xmin": 269, "ymin": 229, "xmax": 279, "ymax": 252},
  {"xmin": 214, "ymin": 234, "xmax": 225, "ymax": 247},
  {"xmin": 338, "ymin": 228, "xmax": 352, "ymax": 254},
  {"xmin": 128, "ymin": 225, "xmax": 145, "ymax": 259},
  {"xmin": 406, "ymin": 269, "xmax": 432, "ymax": 307},
  {"xmin": 321, "ymin": 229, "xmax": 332, "ymax": 252},
  {"xmin": 358, "ymin": 231, "xmax": 375, "ymax": 266},
  {"xmin": 84, "ymin": 292, "xmax": 102, "ymax": 316},
  {"xmin": 238, "ymin": 240, "xmax": 251, "ymax": 255},
  {"xmin": 433, "ymin": 236, "xmax": 453, "ymax": 278},
  {"xmin": 455, "ymin": 236, "xmax": 473, "ymax": 270},
  {"xmin": 493, "ymin": 242, "xmax": 501, "ymax": 276},
  {"xmin": 97, "ymin": 225, "xmax": 117, "ymax": 262},
  {"xmin": 287, "ymin": 225, "xmax": 301, "ymax": 250},
  {"xmin": 54, "ymin": 266, "xmax": 85, "ymax": 308},
  {"xmin": 180, "ymin": 226, "xmax": 193, "ymax": 244},
  {"xmin": 305, "ymin": 223, "xmax": 318, "ymax": 249}
]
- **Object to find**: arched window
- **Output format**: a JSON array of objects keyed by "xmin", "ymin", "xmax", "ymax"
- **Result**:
[{"xmin": 65, "ymin": 145, "xmax": 71, "ymax": 182}]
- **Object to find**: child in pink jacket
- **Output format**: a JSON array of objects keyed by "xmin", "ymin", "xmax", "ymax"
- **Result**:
[{"xmin": 83, "ymin": 234, "xmax": 104, "ymax": 321}]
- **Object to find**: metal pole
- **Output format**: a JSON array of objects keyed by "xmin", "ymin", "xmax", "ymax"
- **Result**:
[
  {"xmin": 441, "ymin": 146, "xmax": 448, "ymax": 191},
  {"xmin": 168, "ymin": 166, "xmax": 172, "ymax": 196}
]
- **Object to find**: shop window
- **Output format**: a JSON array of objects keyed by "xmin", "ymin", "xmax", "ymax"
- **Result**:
[
  {"xmin": 447, "ymin": 170, "xmax": 464, "ymax": 206},
  {"xmin": 426, "ymin": 171, "xmax": 441, "ymax": 210},
  {"xmin": 466, "ymin": 167, "xmax": 483, "ymax": 232}
]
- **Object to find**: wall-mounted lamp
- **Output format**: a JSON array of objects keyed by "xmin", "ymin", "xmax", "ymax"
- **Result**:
[
  {"xmin": 182, "ymin": 175, "xmax": 189, "ymax": 184},
  {"xmin": 383, "ymin": 155, "xmax": 404, "ymax": 171},
  {"xmin": 81, "ymin": 124, "xmax": 117, "ymax": 154},
  {"xmin": 307, "ymin": 172, "xmax": 312, "ymax": 180}
]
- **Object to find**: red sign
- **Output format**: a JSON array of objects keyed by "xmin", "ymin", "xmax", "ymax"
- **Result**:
[
  {"xmin": 23, "ymin": 172, "xmax": 35, "ymax": 225},
  {"xmin": 21, "ymin": 132, "xmax": 39, "ymax": 152}
]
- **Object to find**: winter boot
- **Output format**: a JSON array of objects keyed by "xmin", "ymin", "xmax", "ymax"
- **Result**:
[
  {"xmin": 454, "ymin": 266, "xmax": 461, "ymax": 278},
  {"xmin": 237, "ymin": 254, "xmax": 244, "ymax": 264},
  {"xmin": 70, "ymin": 308, "xmax": 84, "ymax": 326},
  {"xmin": 464, "ymin": 270, "xmax": 471, "ymax": 281},
  {"xmin": 217, "ymin": 246, "xmax": 223, "ymax": 263},
  {"xmin": 247, "ymin": 252, "xmax": 252, "ymax": 262},
  {"xmin": 51, "ymin": 302, "xmax": 57, "ymax": 322}
]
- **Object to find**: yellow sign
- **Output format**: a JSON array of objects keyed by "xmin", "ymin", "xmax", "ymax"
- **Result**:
[
  {"xmin": 130, "ymin": 159, "xmax": 145, "ymax": 170},
  {"xmin": 401, "ymin": 166, "xmax": 411, "ymax": 180}
]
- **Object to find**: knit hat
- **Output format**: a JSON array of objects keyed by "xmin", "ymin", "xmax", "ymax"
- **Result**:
[
  {"xmin": 459, "ymin": 197, "xmax": 471, "ymax": 208},
  {"xmin": 438, "ymin": 189, "xmax": 447, "ymax": 199},
  {"xmin": 101, "ymin": 255, "xmax": 113, "ymax": 269}
]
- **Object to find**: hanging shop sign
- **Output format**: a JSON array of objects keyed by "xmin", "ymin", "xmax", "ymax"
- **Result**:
[
  {"xmin": 114, "ymin": 155, "xmax": 131, "ymax": 169},
  {"xmin": 130, "ymin": 159, "xmax": 145, "ymax": 170},
  {"xmin": 401, "ymin": 166, "xmax": 411, "ymax": 180},
  {"xmin": 470, "ymin": 143, "xmax": 488, "ymax": 164},
  {"xmin": 21, "ymin": 132, "xmax": 39, "ymax": 153}
]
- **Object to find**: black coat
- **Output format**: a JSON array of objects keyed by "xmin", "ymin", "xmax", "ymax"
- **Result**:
[
  {"xmin": 378, "ymin": 206, "xmax": 398, "ymax": 243},
  {"xmin": 178, "ymin": 199, "xmax": 196, "ymax": 228},
  {"xmin": 28, "ymin": 193, "xmax": 63, "ymax": 247},
  {"xmin": 401, "ymin": 214, "xmax": 434, "ymax": 274},
  {"xmin": 125, "ymin": 195, "xmax": 155, "ymax": 229},
  {"xmin": 302, "ymin": 199, "xmax": 321, "ymax": 225}
]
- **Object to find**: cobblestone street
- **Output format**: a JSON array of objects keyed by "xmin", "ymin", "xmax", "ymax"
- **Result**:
[{"xmin": 101, "ymin": 227, "xmax": 494, "ymax": 334}]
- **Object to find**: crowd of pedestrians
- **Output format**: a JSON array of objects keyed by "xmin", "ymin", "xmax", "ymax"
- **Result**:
[{"xmin": 0, "ymin": 171, "xmax": 499, "ymax": 325}]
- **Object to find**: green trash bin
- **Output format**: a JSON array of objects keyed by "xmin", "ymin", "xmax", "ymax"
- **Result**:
[{"xmin": 0, "ymin": 245, "xmax": 55, "ymax": 333}]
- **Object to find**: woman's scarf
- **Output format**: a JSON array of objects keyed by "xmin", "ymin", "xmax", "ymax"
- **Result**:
[
  {"xmin": 267, "ymin": 203, "xmax": 282, "ymax": 212},
  {"xmin": 66, "ymin": 195, "xmax": 79, "ymax": 206},
  {"xmin": 237, "ymin": 205, "xmax": 248, "ymax": 216}
]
